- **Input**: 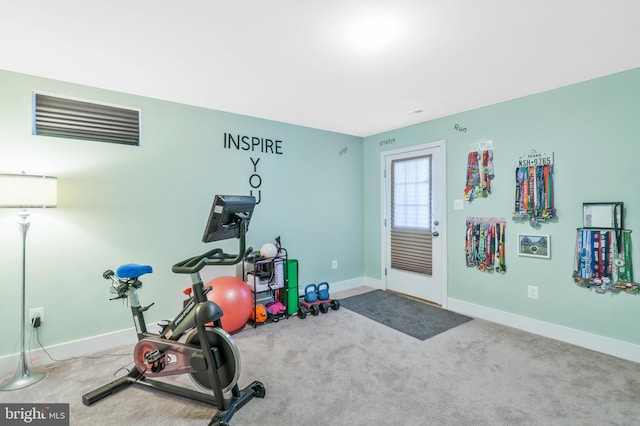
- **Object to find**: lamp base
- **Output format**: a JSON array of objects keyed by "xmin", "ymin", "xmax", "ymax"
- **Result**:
[{"xmin": 0, "ymin": 352, "xmax": 45, "ymax": 391}]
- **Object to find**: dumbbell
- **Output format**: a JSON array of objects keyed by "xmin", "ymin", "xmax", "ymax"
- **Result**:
[
  {"xmin": 318, "ymin": 299, "xmax": 340, "ymax": 313},
  {"xmin": 297, "ymin": 304, "xmax": 320, "ymax": 319}
]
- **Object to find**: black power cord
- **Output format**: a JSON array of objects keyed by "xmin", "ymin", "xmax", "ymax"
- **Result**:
[{"xmin": 30, "ymin": 321, "xmax": 132, "ymax": 377}]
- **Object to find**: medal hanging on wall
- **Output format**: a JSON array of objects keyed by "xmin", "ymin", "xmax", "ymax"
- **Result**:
[
  {"xmin": 464, "ymin": 139, "xmax": 494, "ymax": 202},
  {"xmin": 465, "ymin": 217, "xmax": 507, "ymax": 274},
  {"xmin": 572, "ymin": 228, "xmax": 638, "ymax": 294},
  {"xmin": 512, "ymin": 149, "xmax": 556, "ymax": 227}
]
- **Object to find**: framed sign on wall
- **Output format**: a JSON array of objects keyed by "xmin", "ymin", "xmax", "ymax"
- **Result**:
[
  {"xmin": 582, "ymin": 202, "xmax": 623, "ymax": 229},
  {"xmin": 517, "ymin": 234, "xmax": 550, "ymax": 259}
]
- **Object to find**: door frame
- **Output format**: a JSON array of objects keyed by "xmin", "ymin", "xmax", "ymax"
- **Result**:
[{"xmin": 380, "ymin": 140, "xmax": 448, "ymax": 309}]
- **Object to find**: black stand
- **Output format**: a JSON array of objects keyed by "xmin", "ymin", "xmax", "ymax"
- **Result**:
[{"xmin": 82, "ymin": 368, "xmax": 265, "ymax": 425}]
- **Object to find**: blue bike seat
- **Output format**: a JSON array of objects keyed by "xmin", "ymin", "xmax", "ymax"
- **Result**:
[{"xmin": 117, "ymin": 263, "xmax": 153, "ymax": 278}]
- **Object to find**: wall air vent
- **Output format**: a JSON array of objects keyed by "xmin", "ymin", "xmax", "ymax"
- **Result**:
[{"xmin": 33, "ymin": 93, "xmax": 140, "ymax": 146}]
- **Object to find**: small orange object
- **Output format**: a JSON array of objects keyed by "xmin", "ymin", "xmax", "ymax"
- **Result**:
[{"xmin": 251, "ymin": 305, "xmax": 267, "ymax": 323}]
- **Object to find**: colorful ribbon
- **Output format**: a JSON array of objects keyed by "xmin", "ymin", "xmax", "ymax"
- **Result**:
[
  {"xmin": 573, "ymin": 229, "xmax": 638, "ymax": 293},
  {"xmin": 465, "ymin": 218, "xmax": 506, "ymax": 273}
]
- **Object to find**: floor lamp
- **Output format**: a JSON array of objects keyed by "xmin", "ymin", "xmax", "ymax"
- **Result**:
[{"xmin": 0, "ymin": 173, "xmax": 57, "ymax": 391}]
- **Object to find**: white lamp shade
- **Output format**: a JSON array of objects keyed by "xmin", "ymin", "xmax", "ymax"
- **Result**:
[{"xmin": 0, "ymin": 174, "xmax": 58, "ymax": 208}]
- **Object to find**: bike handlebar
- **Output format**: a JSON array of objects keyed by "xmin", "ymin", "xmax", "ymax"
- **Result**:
[
  {"xmin": 171, "ymin": 240, "xmax": 252, "ymax": 275},
  {"xmin": 172, "ymin": 215, "xmax": 253, "ymax": 275}
]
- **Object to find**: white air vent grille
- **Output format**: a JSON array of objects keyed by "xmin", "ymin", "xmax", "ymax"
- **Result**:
[{"xmin": 33, "ymin": 93, "xmax": 140, "ymax": 146}]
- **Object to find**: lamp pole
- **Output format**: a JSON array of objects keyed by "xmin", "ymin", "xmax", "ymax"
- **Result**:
[
  {"xmin": 0, "ymin": 212, "xmax": 45, "ymax": 390},
  {"xmin": 0, "ymin": 172, "xmax": 56, "ymax": 391}
]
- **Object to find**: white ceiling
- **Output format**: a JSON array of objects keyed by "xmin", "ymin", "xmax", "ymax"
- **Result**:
[{"xmin": 1, "ymin": 1, "xmax": 639, "ymax": 137}]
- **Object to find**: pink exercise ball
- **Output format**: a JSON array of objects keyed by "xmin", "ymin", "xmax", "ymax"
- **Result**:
[{"xmin": 205, "ymin": 276, "xmax": 253, "ymax": 334}]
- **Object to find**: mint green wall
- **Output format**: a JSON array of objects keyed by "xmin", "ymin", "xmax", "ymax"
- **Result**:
[
  {"xmin": 0, "ymin": 70, "xmax": 363, "ymax": 357},
  {"xmin": 3, "ymin": 67, "xmax": 639, "ymax": 357},
  {"xmin": 364, "ymin": 68, "xmax": 640, "ymax": 345}
]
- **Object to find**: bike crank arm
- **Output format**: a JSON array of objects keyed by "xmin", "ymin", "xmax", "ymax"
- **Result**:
[{"xmin": 133, "ymin": 336, "xmax": 218, "ymax": 378}]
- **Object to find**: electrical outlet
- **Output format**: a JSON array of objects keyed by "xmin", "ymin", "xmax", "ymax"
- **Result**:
[
  {"xmin": 527, "ymin": 286, "xmax": 539, "ymax": 300},
  {"xmin": 332, "ymin": 260, "xmax": 338, "ymax": 269},
  {"xmin": 30, "ymin": 307, "xmax": 44, "ymax": 325},
  {"xmin": 454, "ymin": 199, "xmax": 464, "ymax": 210}
]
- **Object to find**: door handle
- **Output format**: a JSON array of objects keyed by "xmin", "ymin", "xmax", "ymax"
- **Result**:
[{"xmin": 432, "ymin": 231, "xmax": 440, "ymax": 237}]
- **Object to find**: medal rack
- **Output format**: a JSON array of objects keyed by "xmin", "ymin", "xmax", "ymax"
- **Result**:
[
  {"xmin": 512, "ymin": 149, "xmax": 555, "ymax": 227},
  {"xmin": 465, "ymin": 217, "xmax": 507, "ymax": 273},
  {"xmin": 464, "ymin": 139, "xmax": 494, "ymax": 203},
  {"xmin": 572, "ymin": 228, "xmax": 638, "ymax": 294}
]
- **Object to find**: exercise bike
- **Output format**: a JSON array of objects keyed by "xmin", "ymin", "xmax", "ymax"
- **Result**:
[{"xmin": 82, "ymin": 195, "xmax": 265, "ymax": 426}]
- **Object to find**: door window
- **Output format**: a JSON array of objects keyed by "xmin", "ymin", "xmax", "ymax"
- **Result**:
[{"xmin": 390, "ymin": 155, "xmax": 432, "ymax": 275}]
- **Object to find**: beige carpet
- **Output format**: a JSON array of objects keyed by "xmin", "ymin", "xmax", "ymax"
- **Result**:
[{"xmin": 1, "ymin": 287, "xmax": 638, "ymax": 425}]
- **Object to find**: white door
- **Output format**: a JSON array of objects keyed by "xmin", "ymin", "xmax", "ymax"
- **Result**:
[{"xmin": 382, "ymin": 141, "xmax": 446, "ymax": 306}]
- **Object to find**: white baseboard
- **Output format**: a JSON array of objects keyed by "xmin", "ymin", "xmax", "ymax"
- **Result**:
[
  {"xmin": 0, "ymin": 328, "xmax": 137, "ymax": 374},
  {"xmin": 295, "ymin": 276, "xmax": 373, "ymax": 296},
  {"xmin": 448, "ymin": 297, "xmax": 640, "ymax": 364},
  {"xmin": 362, "ymin": 277, "xmax": 384, "ymax": 290}
]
